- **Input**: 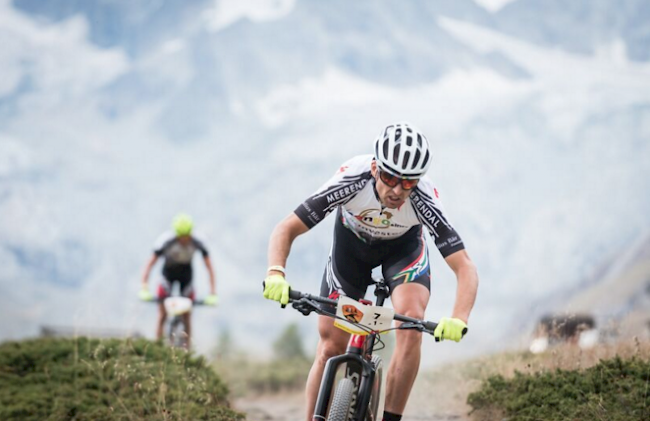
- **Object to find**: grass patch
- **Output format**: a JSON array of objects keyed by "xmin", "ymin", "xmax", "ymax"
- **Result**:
[
  {"xmin": 467, "ymin": 356, "xmax": 650, "ymax": 421},
  {"xmin": 0, "ymin": 337, "xmax": 244, "ymax": 421},
  {"xmin": 411, "ymin": 339, "xmax": 650, "ymax": 420}
]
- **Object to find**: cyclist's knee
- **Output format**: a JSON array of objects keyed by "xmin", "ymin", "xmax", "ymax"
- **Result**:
[
  {"xmin": 395, "ymin": 305, "xmax": 425, "ymax": 326},
  {"xmin": 316, "ymin": 338, "xmax": 346, "ymax": 362},
  {"xmin": 316, "ymin": 334, "xmax": 347, "ymax": 360}
]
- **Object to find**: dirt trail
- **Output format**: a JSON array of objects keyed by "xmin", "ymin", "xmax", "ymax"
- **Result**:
[{"xmin": 233, "ymin": 375, "xmax": 472, "ymax": 421}]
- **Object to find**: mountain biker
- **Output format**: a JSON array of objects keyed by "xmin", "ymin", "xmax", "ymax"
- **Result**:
[
  {"xmin": 263, "ymin": 122, "xmax": 479, "ymax": 421},
  {"xmin": 140, "ymin": 213, "xmax": 218, "ymax": 348}
]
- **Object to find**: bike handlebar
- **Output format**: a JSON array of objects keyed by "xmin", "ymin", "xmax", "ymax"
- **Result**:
[{"xmin": 288, "ymin": 289, "xmax": 440, "ymax": 336}]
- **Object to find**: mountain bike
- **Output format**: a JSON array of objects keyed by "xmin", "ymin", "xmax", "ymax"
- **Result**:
[
  {"xmin": 287, "ymin": 279, "xmax": 455, "ymax": 421},
  {"xmin": 142, "ymin": 295, "xmax": 210, "ymax": 349}
]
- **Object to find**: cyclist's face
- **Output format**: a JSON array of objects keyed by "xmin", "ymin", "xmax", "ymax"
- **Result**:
[
  {"xmin": 177, "ymin": 235, "xmax": 191, "ymax": 245},
  {"xmin": 371, "ymin": 160, "xmax": 415, "ymax": 209}
]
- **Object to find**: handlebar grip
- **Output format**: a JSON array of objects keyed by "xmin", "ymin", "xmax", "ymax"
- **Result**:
[
  {"xmin": 422, "ymin": 321, "xmax": 438, "ymax": 334},
  {"xmin": 288, "ymin": 289, "xmax": 303, "ymax": 301}
]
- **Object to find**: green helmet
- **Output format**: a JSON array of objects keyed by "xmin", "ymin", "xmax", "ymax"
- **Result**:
[{"xmin": 173, "ymin": 213, "xmax": 193, "ymax": 236}]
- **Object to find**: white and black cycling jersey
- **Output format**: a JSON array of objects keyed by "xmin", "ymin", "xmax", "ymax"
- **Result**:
[
  {"xmin": 153, "ymin": 231, "xmax": 209, "ymax": 267},
  {"xmin": 294, "ymin": 155, "xmax": 465, "ymax": 258}
]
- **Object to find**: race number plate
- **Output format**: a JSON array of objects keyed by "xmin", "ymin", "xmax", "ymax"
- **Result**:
[{"xmin": 334, "ymin": 296, "xmax": 394, "ymax": 335}]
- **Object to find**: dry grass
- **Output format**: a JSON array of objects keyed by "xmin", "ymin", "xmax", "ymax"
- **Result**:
[{"xmin": 409, "ymin": 338, "xmax": 650, "ymax": 420}]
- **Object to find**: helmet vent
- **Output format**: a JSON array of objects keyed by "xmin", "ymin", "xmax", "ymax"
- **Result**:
[
  {"xmin": 412, "ymin": 149, "xmax": 421, "ymax": 168},
  {"xmin": 392, "ymin": 144, "xmax": 401, "ymax": 166},
  {"xmin": 402, "ymin": 151, "xmax": 411, "ymax": 169}
]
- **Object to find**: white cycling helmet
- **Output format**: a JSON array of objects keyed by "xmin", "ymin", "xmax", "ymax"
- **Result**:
[{"xmin": 374, "ymin": 122, "xmax": 432, "ymax": 178}]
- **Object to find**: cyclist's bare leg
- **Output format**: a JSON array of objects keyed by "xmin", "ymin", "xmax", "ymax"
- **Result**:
[
  {"xmin": 157, "ymin": 302, "xmax": 167, "ymax": 341},
  {"xmin": 305, "ymin": 314, "xmax": 350, "ymax": 421},
  {"xmin": 182, "ymin": 312, "xmax": 192, "ymax": 349},
  {"xmin": 384, "ymin": 282, "xmax": 429, "ymax": 415}
]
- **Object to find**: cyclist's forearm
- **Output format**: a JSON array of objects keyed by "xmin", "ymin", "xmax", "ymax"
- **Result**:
[
  {"xmin": 267, "ymin": 228, "xmax": 293, "ymax": 269},
  {"xmin": 141, "ymin": 254, "xmax": 158, "ymax": 285},
  {"xmin": 209, "ymin": 274, "xmax": 216, "ymax": 295},
  {"xmin": 204, "ymin": 256, "xmax": 217, "ymax": 294},
  {"xmin": 267, "ymin": 213, "xmax": 309, "ymax": 272},
  {"xmin": 451, "ymin": 263, "xmax": 478, "ymax": 323}
]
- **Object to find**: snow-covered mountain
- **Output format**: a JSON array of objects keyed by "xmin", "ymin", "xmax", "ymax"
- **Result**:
[{"xmin": 1, "ymin": 0, "xmax": 649, "ymax": 362}]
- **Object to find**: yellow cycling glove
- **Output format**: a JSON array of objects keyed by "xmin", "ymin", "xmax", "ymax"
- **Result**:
[
  {"xmin": 263, "ymin": 274, "xmax": 290, "ymax": 305},
  {"xmin": 139, "ymin": 288, "xmax": 154, "ymax": 302},
  {"xmin": 434, "ymin": 317, "xmax": 468, "ymax": 342},
  {"xmin": 204, "ymin": 294, "xmax": 219, "ymax": 306}
]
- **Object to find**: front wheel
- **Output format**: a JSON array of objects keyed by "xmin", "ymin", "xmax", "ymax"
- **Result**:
[
  {"xmin": 327, "ymin": 378, "xmax": 355, "ymax": 421},
  {"xmin": 169, "ymin": 317, "xmax": 188, "ymax": 349}
]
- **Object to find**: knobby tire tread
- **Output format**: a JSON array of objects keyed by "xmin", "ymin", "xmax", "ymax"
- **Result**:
[{"xmin": 327, "ymin": 378, "xmax": 356, "ymax": 421}]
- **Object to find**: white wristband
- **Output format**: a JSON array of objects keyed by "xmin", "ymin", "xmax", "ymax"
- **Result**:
[{"xmin": 267, "ymin": 265, "xmax": 286, "ymax": 275}]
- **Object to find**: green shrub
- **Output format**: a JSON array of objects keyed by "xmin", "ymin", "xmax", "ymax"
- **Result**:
[
  {"xmin": 0, "ymin": 337, "xmax": 244, "ymax": 421},
  {"xmin": 468, "ymin": 356, "xmax": 650, "ymax": 421}
]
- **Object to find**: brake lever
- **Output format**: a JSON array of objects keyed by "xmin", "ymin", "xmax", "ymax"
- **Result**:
[
  {"xmin": 291, "ymin": 299, "xmax": 316, "ymax": 316},
  {"xmin": 399, "ymin": 322, "xmax": 426, "ymax": 332}
]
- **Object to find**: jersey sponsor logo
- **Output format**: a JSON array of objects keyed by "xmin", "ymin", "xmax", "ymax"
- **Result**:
[
  {"xmin": 413, "ymin": 199, "xmax": 441, "ymax": 227},
  {"xmin": 437, "ymin": 236, "xmax": 463, "ymax": 250},
  {"xmin": 434, "ymin": 188, "xmax": 439, "ymax": 198},
  {"xmin": 449, "ymin": 235, "xmax": 463, "ymax": 247},
  {"xmin": 411, "ymin": 193, "xmax": 449, "ymax": 235},
  {"xmin": 337, "ymin": 165, "xmax": 349, "ymax": 173},
  {"xmin": 355, "ymin": 209, "xmax": 392, "ymax": 229},
  {"xmin": 325, "ymin": 179, "xmax": 368, "ymax": 204}
]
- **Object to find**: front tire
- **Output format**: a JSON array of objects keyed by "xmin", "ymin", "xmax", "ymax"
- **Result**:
[
  {"xmin": 169, "ymin": 317, "xmax": 188, "ymax": 349},
  {"xmin": 327, "ymin": 378, "xmax": 355, "ymax": 421}
]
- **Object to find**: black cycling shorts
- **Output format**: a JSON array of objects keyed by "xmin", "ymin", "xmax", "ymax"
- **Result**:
[
  {"xmin": 157, "ymin": 264, "xmax": 195, "ymax": 300},
  {"xmin": 319, "ymin": 213, "xmax": 431, "ymax": 304}
]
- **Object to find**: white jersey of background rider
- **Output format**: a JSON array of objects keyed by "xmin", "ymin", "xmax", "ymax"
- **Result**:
[{"xmin": 294, "ymin": 155, "xmax": 465, "ymax": 257}]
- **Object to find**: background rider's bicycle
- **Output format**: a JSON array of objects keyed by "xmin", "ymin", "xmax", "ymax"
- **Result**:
[
  {"xmin": 287, "ymin": 279, "xmax": 463, "ymax": 421},
  {"xmin": 141, "ymin": 295, "xmax": 211, "ymax": 349}
]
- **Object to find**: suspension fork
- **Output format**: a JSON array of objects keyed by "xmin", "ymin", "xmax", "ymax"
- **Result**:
[{"xmin": 313, "ymin": 333, "xmax": 379, "ymax": 421}]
